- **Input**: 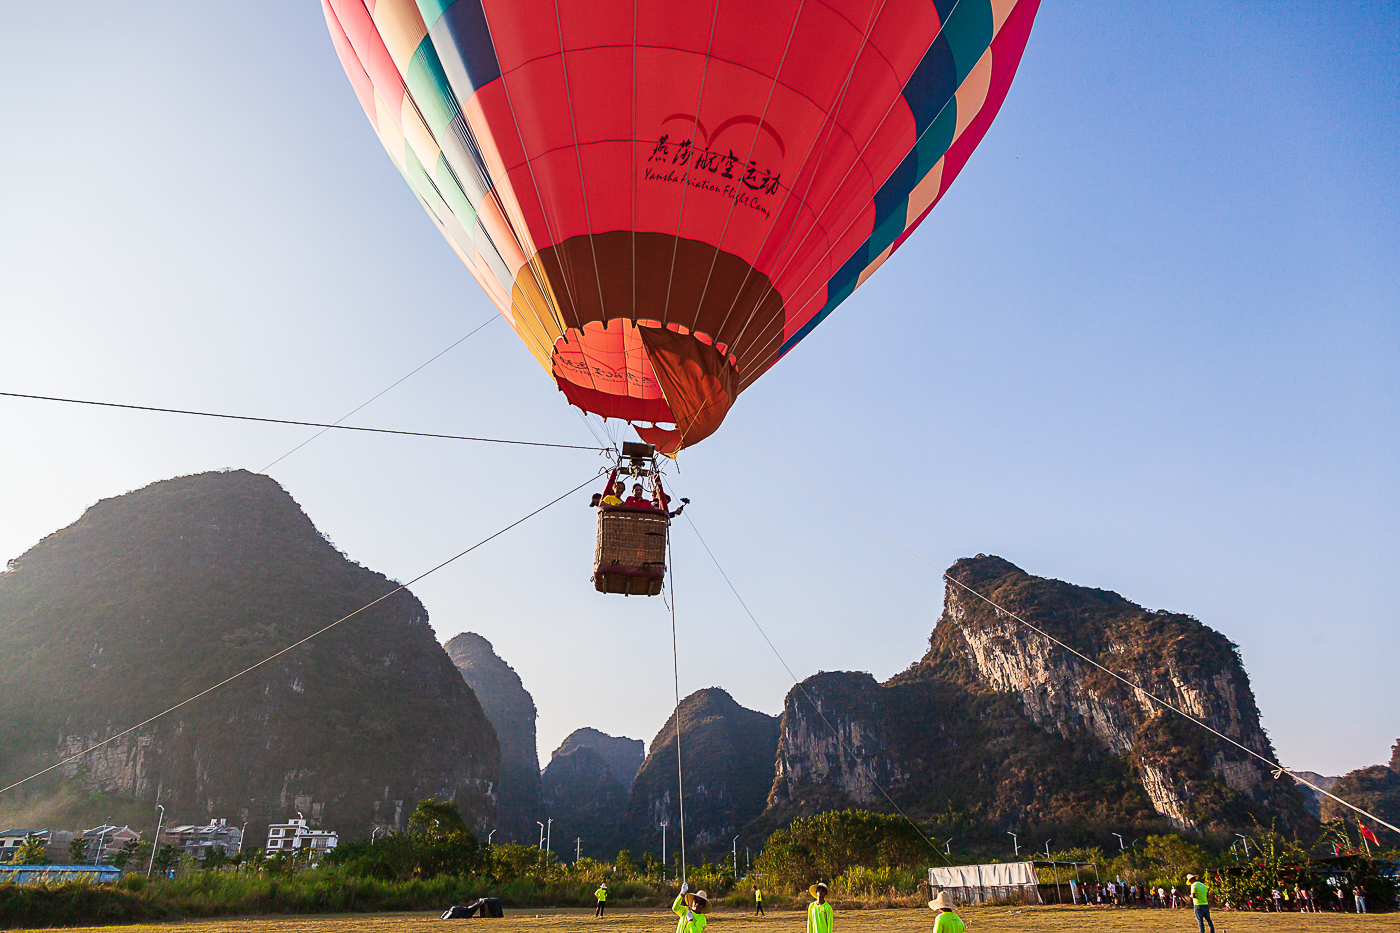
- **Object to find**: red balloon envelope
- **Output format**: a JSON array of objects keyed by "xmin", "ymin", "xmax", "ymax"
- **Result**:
[{"xmin": 323, "ymin": 0, "xmax": 1038, "ymax": 453}]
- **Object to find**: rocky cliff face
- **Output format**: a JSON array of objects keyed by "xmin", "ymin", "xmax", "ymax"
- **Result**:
[
  {"xmin": 551, "ymin": 728, "xmax": 645, "ymax": 790},
  {"xmin": 0, "ymin": 470, "xmax": 499, "ymax": 843},
  {"xmin": 445, "ymin": 633, "xmax": 542, "ymax": 843},
  {"xmin": 620, "ymin": 688, "xmax": 778, "ymax": 857},
  {"xmin": 769, "ymin": 556, "xmax": 1311, "ymax": 836}
]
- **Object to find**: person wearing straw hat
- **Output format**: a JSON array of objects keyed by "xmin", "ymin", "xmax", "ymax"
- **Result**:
[
  {"xmin": 929, "ymin": 891, "xmax": 964, "ymax": 933},
  {"xmin": 808, "ymin": 882, "xmax": 833, "ymax": 933},
  {"xmin": 594, "ymin": 881, "xmax": 608, "ymax": 918},
  {"xmin": 673, "ymin": 882, "xmax": 709, "ymax": 933}
]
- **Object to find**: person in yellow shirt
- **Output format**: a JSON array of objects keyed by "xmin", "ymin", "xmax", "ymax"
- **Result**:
[
  {"xmin": 673, "ymin": 884, "xmax": 708, "ymax": 933},
  {"xmin": 754, "ymin": 885, "xmax": 765, "ymax": 917},
  {"xmin": 594, "ymin": 881, "xmax": 608, "ymax": 918},
  {"xmin": 1187, "ymin": 874, "xmax": 1214, "ymax": 933},
  {"xmin": 929, "ymin": 891, "xmax": 964, "ymax": 933},
  {"xmin": 600, "ymin": 481, "xmax": 625, "ymax": 506},
  {"xmin": 808, "ymin": 882, "xmax": 833, "ymax": 933}
]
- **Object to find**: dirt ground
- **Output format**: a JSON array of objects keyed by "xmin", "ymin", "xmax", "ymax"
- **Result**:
[{"xmin": 48, "ymin": 904, "xmax": 1400, "ymax": 933}]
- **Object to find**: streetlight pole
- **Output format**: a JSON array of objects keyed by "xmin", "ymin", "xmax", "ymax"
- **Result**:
[
  {"xmin": 93, "ymin": 817, "xmax": 111, "ymax": 865},
  {"xmin": 1112, "ymin": 833, "xmax": 1125, "ymax": 852},
  {"xmin": 660, "ymin": 822, "xmax": 668, "ymax": 881},
  {"xmin": 1045, "ymin": 840, "xmax": 1052, "ymax": 859},
  {"xmin": 946, "ymin": 838, "xmax": 954, "ymax": 856},
  {"xmin": 1234, "ymin": 834, "xmax": 1250, "ymax": 857},
  {"xmin": 576, "ymin": 838, "xmax": 581, "ymax": 863},
  {"xmin": 546, "ymin": 819, "xmax": 552, "ymax": 853},
  {"xmin": 1007, "ymin": 832, "xmax": 1019, "ymax": 856},
  {"xmin": 488, "ymin": 829, "xmax": 496, "ymax": 846},
  {"xmin": 147, "ymin": 805, "xmax": 165, "ymax": 878},
  {"xmin": 733, "ymin": 836, "xmax": 739, "ymax": 879},
  {"xmin": 239, "ymin": 823, "xmax": 248, "ymax": 856},
  {"xmin": 537, "ymin": 822, "xmax": 545, "ymax": 850}
]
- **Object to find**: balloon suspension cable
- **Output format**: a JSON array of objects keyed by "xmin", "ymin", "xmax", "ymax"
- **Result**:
[
  {"xmin": 724, "ymin": 427, "xmax": 1400, "ymax": 839},
  {"xmin": 0, "ymin": 391, "xmax": 606, "ymax": 452},
  {"xmin": 683, "ymin": 512, "xmax": 952, "ymax": 866},
  {"xmin": 666, "ymin": 515, "xmax": 688, "ymax": 885},
  {"xmin": 0, "ymin": 468, "xmax": 608, "ymax": 797}
]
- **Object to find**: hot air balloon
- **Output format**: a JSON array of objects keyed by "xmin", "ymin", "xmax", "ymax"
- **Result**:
[{"xmin": 322, "ymin": 0, "xmax": 1039, "ymax": 456}]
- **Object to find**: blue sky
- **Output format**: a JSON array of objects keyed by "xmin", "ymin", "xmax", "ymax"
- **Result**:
[{"xmin": 1, "ymin": 1, "xmax": 1395, "ymax": 779}]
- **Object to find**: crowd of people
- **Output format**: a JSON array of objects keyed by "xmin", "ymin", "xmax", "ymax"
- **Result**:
[{"xmin": 591, "ymin": 870, "xmax": 1375, "ymax": 932}]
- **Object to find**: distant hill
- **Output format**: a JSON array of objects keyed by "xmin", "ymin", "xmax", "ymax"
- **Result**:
[
  {"xmin": 0, "ymin": 470, "xmax": 499, "ymax": 844},
  {"xmin": 445, "ymin": 633, "xmax": 543, "ymax": 843},
  {"xmin": 620, "ymin": 688, "xmax": 778, "ymax": 858},
  {"xmin": 1292, "ymin": 771, "xmax": 1340, "ymax": 818},
  {"xmin": 540, "ymin": 729, "xmax": 644, "ymax": 859},
  {"xmin": 550, "ymin": 728, "xmax": 645, "ymax": 790},
  {"xmin": 542, "ymin": 745, "xmax": 629, "ymax": 859},
  {"xmin": 767, "ymin": 555, "xmax": 1314, "ymax": 840}
]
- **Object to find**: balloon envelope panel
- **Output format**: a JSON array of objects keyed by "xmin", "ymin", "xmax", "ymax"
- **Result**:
[{"xmin": 323, "ymin": 0, "xmax": 1039, "ymax": 452}]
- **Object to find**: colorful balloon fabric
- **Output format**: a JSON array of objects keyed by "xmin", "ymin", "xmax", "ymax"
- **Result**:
[{"xmin": 323, "ymin": 0, "xmax": 1039, "ymax": 453}]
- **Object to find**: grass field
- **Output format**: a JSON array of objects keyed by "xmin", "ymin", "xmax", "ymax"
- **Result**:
[{"xmin": 50, "ymin": 904, "xmax": 1400, "ymax": 933}]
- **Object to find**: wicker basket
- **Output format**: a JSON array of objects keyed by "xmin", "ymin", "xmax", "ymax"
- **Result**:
[{"xmin": 594, "ymin": 506, "xmax": 668, "ymax": 596}]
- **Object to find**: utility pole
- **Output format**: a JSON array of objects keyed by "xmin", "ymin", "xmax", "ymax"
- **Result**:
[
  {"xmin": 733, "ymin": 836, "xmax": 739, "ymax": 879},
  {"xmin": 660, "ymin": 822, "xmax": 668, "ymax": 882},
  {"xmin": 147, "ymin": 805, "xmax": 165, "ymax": 878},
  {"xmin": 239, "ymin": 823, "xmax": 248, "ymax": 856},
  {"xmin": 1007, "ymin": 832, "xmax": 1019, "ymax": 856}
]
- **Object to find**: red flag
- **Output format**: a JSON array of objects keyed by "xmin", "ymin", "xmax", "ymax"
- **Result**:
[{"xmin": 1360, "ymin": 824, "xmax": 1380, "ymax": 846}]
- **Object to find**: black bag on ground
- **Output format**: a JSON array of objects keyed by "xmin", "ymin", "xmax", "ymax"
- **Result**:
[{"xmin": 440, "ymin": 898, "xmax": 503, "ymax": 919}]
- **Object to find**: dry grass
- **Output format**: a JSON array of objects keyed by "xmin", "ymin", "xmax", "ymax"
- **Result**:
[{"xmin": 47, "ymin": 904, "xmax": 1400, "ymax": 933}]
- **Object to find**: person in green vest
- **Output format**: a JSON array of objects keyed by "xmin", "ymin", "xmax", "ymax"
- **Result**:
[
  {"xmin": 673, "ymin": 884, "xmax": 708, "ymax": 933},
  {"xmin": 1187, "ymin": 874, "xmax": 1214, "ymax": 933},
  {"xmin": 594, "ymin": 881, "xmax": 608, "ymax": 918},
  {"xmin": 808, "ymin": 882, "xmax": 833, "ymax": 933},
  {"xmin": 754, "ymin": 885, "xmax": 765, "ymax": 917},
  {"xmin": 929, "ymin": 891, "xmax": 964, "ymax": 933}
]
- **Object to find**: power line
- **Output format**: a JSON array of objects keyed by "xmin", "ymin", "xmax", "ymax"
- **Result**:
[
  {"xmin": 723, "ymin": 427, "xmax": 1400, "ymax": 838},
  {"xmin": 0, "ymin": 469, "xmax": 606, "ymax": 798},
  {"xmin": 0, "ymin": 391, "xmax": 605, "ymax": 451},
  {"xmin": 0, "ymin": 320, "xmax": 507, "ymax": 638}
]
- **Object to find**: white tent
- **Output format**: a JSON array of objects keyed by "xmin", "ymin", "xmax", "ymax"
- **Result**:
[{"xmin": 929, "ymin": 862, "xmax": 1042, "ymax": 905}]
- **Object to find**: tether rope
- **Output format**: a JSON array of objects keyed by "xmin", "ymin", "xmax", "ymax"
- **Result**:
[
  {"xmin": 683, "ymin": 513, "xmax": 952, "ymax": 865},
  {"xmin": 0, "ymin": 469, "xmax": 607, "ymax": 798},
  {"xmin": 665, "ymin": 521, "xmax": 690, "ymax": 883},
  {"xmin": 0, "ymin": 391, "xmax": 605, "ymax": 451},
  {"xmin": 725, "ymin": 428, "xmax": 1400, "ymax": 837}
]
